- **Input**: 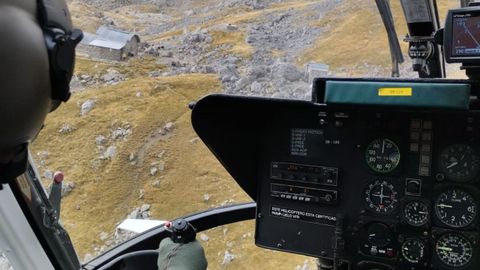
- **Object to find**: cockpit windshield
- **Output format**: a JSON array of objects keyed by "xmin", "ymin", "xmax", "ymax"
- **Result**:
[{"xmin": 27, "ymin": 1, "xmax": 463, "ymax": 269}]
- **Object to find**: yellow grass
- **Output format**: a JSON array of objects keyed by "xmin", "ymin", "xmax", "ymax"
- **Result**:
[
  {"xmin": 298, "ymin": 0, "xmax": 407, "ymax": 71},
  {"xmin": 69, "ymin": 2, "xmax": 102, "ymax": 33},
  {"xmin": 32, "ymin": 56, "xmax": 314, "ymax": 268},
  {"xmin": 211, "ymin": 30, "xmax": 253, "ymax": 58},
  {"xmin": 299, "ymin": 0, "xmax": 459, "ymax": 74},
  {"xmin": 145, "ymin": 29, "xmax": 184, "ymax": 42}
]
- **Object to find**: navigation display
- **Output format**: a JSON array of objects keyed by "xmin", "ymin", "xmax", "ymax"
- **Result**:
[{"xmin": 452, "ymin": 13, "xmax": 480, "ymax": 56}]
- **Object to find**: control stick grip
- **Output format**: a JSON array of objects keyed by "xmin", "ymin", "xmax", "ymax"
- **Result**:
[{"xmin": 165, "ymin": 219, "xmax": 197, "ymax": 244}]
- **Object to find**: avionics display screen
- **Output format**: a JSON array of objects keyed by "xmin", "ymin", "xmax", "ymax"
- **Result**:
[{"xmin": 452, "ymin": 12, "xmax": 480, "ymax": 56}]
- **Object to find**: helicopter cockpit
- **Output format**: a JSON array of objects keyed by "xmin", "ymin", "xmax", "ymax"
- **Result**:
[{"xmin": 5, "ymin": 1, "xmax": 480, "ymax": 270}]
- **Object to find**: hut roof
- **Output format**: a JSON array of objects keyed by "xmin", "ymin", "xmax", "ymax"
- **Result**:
[
  {"xmin": 96, "ymin": 26, "xmax": 139, "ymax": 43},
  {"xmin": 89, "ymin": 39, "xmax": 125, "ymax": 50}
]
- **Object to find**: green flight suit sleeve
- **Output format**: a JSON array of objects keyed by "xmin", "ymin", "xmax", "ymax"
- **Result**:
[{"xmin": 157, "ymin": 238, "xmax": 208, "ymax": 270}]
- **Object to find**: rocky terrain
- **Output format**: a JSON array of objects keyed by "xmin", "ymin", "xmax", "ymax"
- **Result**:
[{"xmin": 28, "ymin": 0, "xmax": 461, "ymax": 269}]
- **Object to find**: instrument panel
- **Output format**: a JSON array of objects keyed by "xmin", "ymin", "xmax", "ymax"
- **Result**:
[{"xmin": 254, "ymin": 107, "xmax": 480, "ymax": 270}]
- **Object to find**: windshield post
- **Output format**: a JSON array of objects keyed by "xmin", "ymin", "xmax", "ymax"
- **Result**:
[{"xmin": 375, "ymin": 0, "xmax": 405, "ymax": 77}]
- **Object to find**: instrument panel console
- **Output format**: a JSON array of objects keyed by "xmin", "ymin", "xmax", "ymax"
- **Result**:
[{"xmin": 255, "ymin": 107, "xmax": 480, "ymax": 270}]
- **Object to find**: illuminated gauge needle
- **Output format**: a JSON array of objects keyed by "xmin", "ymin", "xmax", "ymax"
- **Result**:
[
  {"xmin": 382, "ymin": 140, "xmax": 385, "ymax": 154},
  {"xmin": 437, "ymin": 204, "xmax": 453, "ymax": 208},
  {"xmin": 446, "ymin": 162, "xmax": 459, "ymax": 169},
  {"xmin": 369, "ymin": 234, "xmax": 376, "ymax": 237},
  {"xmin": 419, "ymin": 211, "xmax": 427, "ymax": 214},
  {"xmin": 403, "ymin": 247, "xmax": 409, "ymax": 251},
  {"xmin": 437, "ymin": 246, "xmax": 453, "ymax": 252}
]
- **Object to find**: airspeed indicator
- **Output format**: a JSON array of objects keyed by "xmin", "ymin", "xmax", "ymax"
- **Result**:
[{"xmin": 365, "ymin": 138, "xmax": 401, "ymax": 174}]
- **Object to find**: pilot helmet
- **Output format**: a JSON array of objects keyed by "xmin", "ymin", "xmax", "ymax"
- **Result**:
[{"xmin": 0, "ymin": 0, "xmax": 82, "ymax": 178}]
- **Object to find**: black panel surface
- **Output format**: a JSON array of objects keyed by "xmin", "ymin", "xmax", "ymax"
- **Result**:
[{"xmin": 191, "ymin": 94, "xmax": 480, "ymax": 270}]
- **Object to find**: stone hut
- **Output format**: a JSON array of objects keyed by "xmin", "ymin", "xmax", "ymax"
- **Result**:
[{"xmin": 78, "ymin": 26, "xmax": 140, "ymax": 61}]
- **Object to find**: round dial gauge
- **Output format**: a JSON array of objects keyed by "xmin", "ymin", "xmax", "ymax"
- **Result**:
[
  {"xmin": 435, "ymin": 189, "xmax": 477, "ymax": 228},
  {"xmin": 438, "ymin": 144, "xmax": 480, "ymax": 182},
  {"xmin": 365, "ymin": 180, "xmax": 398, "ymax": 214},
  {"xmin": 365, "ymin": 138, "xmax": 401, "ymax": 174},
  {"xmin": 367, "ymin": 223, "xmax": 392, "ymax": 248},
  {"xmin": 435, "ymin": 233, "xmax": 473, "ymax": 268},
  {"xmin": 401, "ymin": 238, "xmax": 426, "ymax": 264},
  {"xmin": 404, "ymin": 201, "xmax": 429, "ymax": 227}
]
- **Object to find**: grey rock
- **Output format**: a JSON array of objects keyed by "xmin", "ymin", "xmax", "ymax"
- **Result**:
[
  {"xmin": 127, "ymin": 208, "xmax": 141, "ymax": 219},
  {"xmin": 275, "ymin": 63, "xmax": 303, "ymax": 82},
  {"xmin": 218, "ymin": 65, "xmax": 239, "ymax": 82},
  {"xmin": 250, "ymin": 81, "xmax": 263, "ymax": 93},
  {"xmin": 222, "ymin": 250, "xmax": 235, "ymax": 265},
  {"xmin": 199, "ymin": 233, "xmax": 209, "ymax": 241},
  {"xmin": 183, "ymin": 32, "xmax": 209, "ymax": 44},
  {"xmin": 37, "ymin": 151, "xmax": 49, "ymax": 159},
  {"xmin": 204, "ymin": 36, "xmax": 213, "ymax": 43},
  {"xmin": 59, "ymin": 123, "xmax": 75, "ymax": 134},
  {"xmin": 152, "ymin": 180, "xmax": 160, "ymax": 188},
  {"xmin": 95, "ymin": 135, "xmax": 107, "ymax": 145},
  {"xmin": 44, "ymin": 170, "xmax": 54, "ymax": 180},
  {"xmin": 248, "ymin": 66, "xmax": 267, "ymax": 79},
  {"xmin": 103, "ymin": 145, "xmax": 117, "ymax": 159},
  {"xmin": 157, "ymin": 161, "xmax": 166, "ymax": 171},
  {"xmin": 235, "ymin": 77, "xmax": 251, "ymax": 90},
  {"xmin": 203, "ymin": 193, "xmax": 211, "ymax": 202},
  {"xmin": 223, "ymin": 56, "xmax": 239, "ymax": 64},
  {"xmin": 141, "ymin": 212, "xmax": 150, "ymax": 219},
  {"xmin": 242, "ymin": 232, "xmax": 252, "ymax": 238},
  {"xmin": 161, "ymin": 51, "xmax": 173, "ymax": 58},
  {"xmin": 164, "ymin": 122, "xmax": 174, "ymax": 131},
  {"xmin": 69, "ymin": 75, "xmax": 84, "ymax": 91},
  {"xmin": 80, "ymin": 74, "xmax": 91, "ymax": 81},
  {"xmin": 61, "ymin": 182, "xmax": 75, "ymax": 197},
  {"xmin": 102, "ymin": 68, "xmax": 125, "ymax": 84},
  {"xmin": 149, "ymin": 70, "xmax": 162, "ymax": 77},
  {"xmin": 80, "ymin": 99, "xmax": 96, "ymax": 116},
  {"xmin": 150, "ymin": 167, "xmax": 158, "ymax": 176},
  {"xmin": 156, "ymin": 151, "xmax": 165, "ymax": 159},
  {"xmin": 111, "ymin": 127, "xmax": 132, "ymax": 140},
  {"xmin": 184, "ymin": 10, "xmax": 195, "ymax": 17},
  {"xmin": 295, "ymin": 260, "xmax": 310, "ymax": 270},
  {"xmin": 226, "ymin": 24, "xmax": 239, "ymax": 31},
  {"xmin": 140, "ymin": 204, "xmax": 151, "ymax": 212}
]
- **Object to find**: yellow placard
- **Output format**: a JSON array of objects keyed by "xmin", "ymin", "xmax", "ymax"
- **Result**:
[{"xmin": 378, "ymin": 88, "xmax": 413, "ymax": 97}]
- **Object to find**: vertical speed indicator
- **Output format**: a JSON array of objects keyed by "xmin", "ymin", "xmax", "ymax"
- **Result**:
[{"xmin": 365, "ymin": 138, "xmax": 401, "ymax": 174}]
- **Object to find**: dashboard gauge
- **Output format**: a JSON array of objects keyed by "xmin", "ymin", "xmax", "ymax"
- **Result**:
[
  {"xmin": 367, "ymin": 223, "xmax": 392, "ymax": 248},
  {"xmin": 404, "ymin": 201, "xmax": 429, "ymax": 227},
  {"xmin": 435, "ymin": 233, "xmax": 473, "ymax": 268},
  {"xmin": 364, "ymin": 180, "xmax": 398, "ymax": 214},
  {"xmin": 401, "ymin": 238, "xmax": 426, "ymax": 264},
  {"xmin": 365, "ymin": 138, "xmax": 401, "ymax": 174},
  {"xmin": 435, "ymin": 189, "xmax": 477, "ymax": 228},
  {"xmin": 438, "ymin": 144, "xmax": 480, "ymax": 182}
]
